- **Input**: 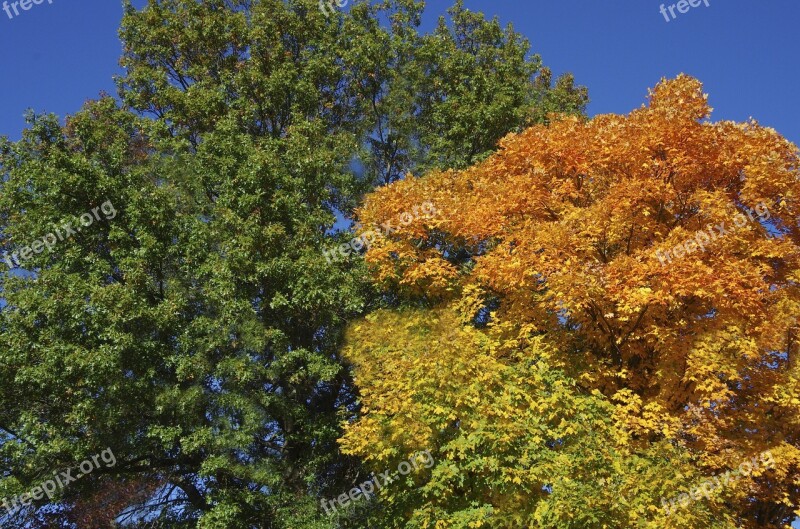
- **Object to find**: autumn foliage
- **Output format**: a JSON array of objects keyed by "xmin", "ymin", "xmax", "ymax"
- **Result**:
[{"xmin": 342, "ymin": 76, "xmax": 800, "ymax": 528}]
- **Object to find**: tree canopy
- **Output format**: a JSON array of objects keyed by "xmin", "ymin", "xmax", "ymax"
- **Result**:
[{"xmin": 347, "ymin": 75, "xmax": 800, "ymax": 528}]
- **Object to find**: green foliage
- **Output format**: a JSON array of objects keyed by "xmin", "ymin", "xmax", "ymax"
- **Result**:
[
  {"xmin": 353, "ymin": 0, "xmax": 588, "ymax": 184},
  {"xmin": 1, "ymin": 91, "xmax": 376, "ymax": 525}
]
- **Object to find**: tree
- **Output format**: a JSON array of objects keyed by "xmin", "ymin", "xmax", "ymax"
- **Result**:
[
  {"xmin": 347, "ymin": 75, "xmax": 800, "ymax": 528},
  {"xmin": 0, "ymin": 0, "xmax": 586, "ymax": 527}
]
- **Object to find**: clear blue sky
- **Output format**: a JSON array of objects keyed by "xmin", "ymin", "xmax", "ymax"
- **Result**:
[
  {"xmin": 0, "ymin": 1, "xmax": 798, "ymax": 526},
  {"xmin": 1, "ymin": 0, "xmax": 799, "ymax": 145}
]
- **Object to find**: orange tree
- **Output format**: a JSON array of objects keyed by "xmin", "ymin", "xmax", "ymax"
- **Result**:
[{"xmin": 339, "ymin": 76, "xmax": 800, "ymax": 528}]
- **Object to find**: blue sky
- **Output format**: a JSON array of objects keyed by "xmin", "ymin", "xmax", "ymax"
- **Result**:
[
  {"xmin": 1, "ymin": 0, "xmax": 799, "ymax": 145},
  {"xmin": 0, "ymin": 0, "xmax": 798, "ymax": 526}
]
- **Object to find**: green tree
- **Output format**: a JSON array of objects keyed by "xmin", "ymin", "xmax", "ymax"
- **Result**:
[
  {"xmin": 0, "ymin": 0, "xmax": 586, "ymax": 527},
  {"xmin": 355, "ymin": 0, "xmax": 588, "ymax": 185}
]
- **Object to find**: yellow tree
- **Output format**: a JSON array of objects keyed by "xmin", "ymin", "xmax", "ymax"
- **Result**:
[
  {"xmin": 342, "ymin": 76, "xmax": 800, "ymax": 528},
  {"xmin": 340, "ymin": 305, "xmax": 742, "ymax": 528}
]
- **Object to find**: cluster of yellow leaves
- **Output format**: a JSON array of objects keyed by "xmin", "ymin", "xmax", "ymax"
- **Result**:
[{"xmin": 340, "ymin": 307, "xmax": 746, "ymax": 528}]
